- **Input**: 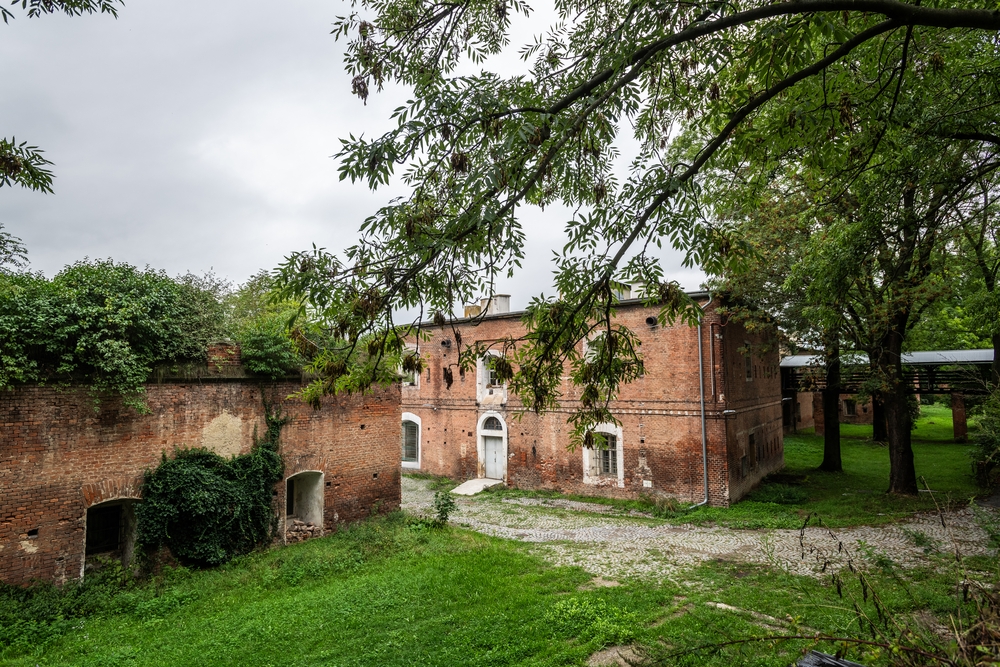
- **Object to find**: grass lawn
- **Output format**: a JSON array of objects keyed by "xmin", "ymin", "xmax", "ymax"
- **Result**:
[
  {"xmin": 2, "ymin": 513, "xmax": 991, "ymax": 667},
  {"xmin": 485, "ymin": 404, "xmax": 980, "ymax": 530}
]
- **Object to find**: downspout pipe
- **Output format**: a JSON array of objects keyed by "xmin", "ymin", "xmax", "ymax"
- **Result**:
[{"xmin": 690, "ymin": 293, "xmax": 711, "ymax": 509}]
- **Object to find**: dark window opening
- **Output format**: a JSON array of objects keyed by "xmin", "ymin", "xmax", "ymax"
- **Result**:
[
  {"xmin": 86, "ymin": 504, "xmax": 122, "ymax": 555},
  {"xmin": 844, "ymin": 399, "xmax": 857, "ymax": 417},
  {"xmin": 286, "ymin": 478, "xmax": 296, "ymax": 516}
]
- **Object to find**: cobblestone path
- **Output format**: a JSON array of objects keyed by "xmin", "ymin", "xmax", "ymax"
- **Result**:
[{"xmin": 402, "ymin": 476, "xmax": 997, "ymax": 580}]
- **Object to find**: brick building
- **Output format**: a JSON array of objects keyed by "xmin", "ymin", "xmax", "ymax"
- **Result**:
[
  {"xmin": 0, "ymin": 350, "xmax": 401, "ymax": 586},
  {"xmin": 401, "ymin": 293, "xmax": 783, "ymax": 506}
]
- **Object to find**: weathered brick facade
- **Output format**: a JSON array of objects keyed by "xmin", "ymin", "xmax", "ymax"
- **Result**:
[
  {"xmin": 402, "ymin": 295, "xmax": 782, "ymax": 506},
  {"xmin": 0, "ymin": 375, "xmax": 401, "ymax": 586}
]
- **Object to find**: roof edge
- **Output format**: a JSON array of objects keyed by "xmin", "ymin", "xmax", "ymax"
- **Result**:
[{"xmin": 412, "ymin": 291, "xmax": 713, "ymax": 327}]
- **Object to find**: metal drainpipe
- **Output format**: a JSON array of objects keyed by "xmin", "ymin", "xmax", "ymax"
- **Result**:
[{"xmin": 690, "ymin": 293, "xmax": 711, "ymax": 509}]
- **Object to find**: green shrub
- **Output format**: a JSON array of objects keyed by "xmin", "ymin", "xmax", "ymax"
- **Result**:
[
  {"xmin": 0, "ymin": 261, "xmax": 223, "ymax": 411},
  {"xmin": 136, "ymin": 404, "xmax": 286, "ymax": 566},
  {"xmin": 0, "ymin": 560, "xmax": 133, "ymax": 650},
  {"xmin": 236, "ymin": 315, "xmax": 303, "ymax": 379},
  {"xmin": 748, "ymin": 483, "xmax": 809, "ymax": 505},
  {"xmin": 972, "ymin": 389, "xmax": 1000, "ymax": 488},
  {"xmin": 432, "ymin": 491, "xmax": 458, "ymax": 524}
]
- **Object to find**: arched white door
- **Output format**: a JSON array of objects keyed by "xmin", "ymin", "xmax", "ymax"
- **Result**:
[{"xmin": 478, "ymin": 413, "xmax": 507, "ymax": 480}]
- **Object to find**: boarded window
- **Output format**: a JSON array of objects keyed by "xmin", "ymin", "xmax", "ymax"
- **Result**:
[
  {"xmin": 402, "ymin": 420, "xmax": 419, "ymax": 462},
  {"xmin": 86, "ymin": 504, "xmax": 121, "ymax": 555}
]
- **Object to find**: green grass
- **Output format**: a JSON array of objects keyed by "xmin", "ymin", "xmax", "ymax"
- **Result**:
[
  {"xmin": 486, "ymin": 407, "xmax": 980, "ymax": 530},
  {"xmin": 403, "ymin": 471, "xmax": 460, "ymax": 492},
  {"xmin": 3, "ymin": 513, "xmax": 992, "ymax": 667},
  {"xmin": 836, "ymin": 402, "xmax": 976, "ymax": 443}
]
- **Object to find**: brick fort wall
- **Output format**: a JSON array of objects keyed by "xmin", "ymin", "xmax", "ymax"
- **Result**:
[{"xmin": 0, "ymin": 380, "xmax": 401, "ymax": 586}]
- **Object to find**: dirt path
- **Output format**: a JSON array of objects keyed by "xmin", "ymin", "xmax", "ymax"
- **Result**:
[{"xmin": 402, "ymin": 476, "xmax": 996, "ymax": 580}]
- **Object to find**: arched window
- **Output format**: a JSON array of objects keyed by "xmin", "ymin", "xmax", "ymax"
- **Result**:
[
  {"xmin": 402, "ymin": 420, "xmax": 419, "ymax": 462},
  {"xmin": 483, "ymin": 416, "xmax": 502, "ymax": 431}
]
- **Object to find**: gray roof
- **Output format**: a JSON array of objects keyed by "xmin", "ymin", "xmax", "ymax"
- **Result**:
[{"xmin": 780, "ymin": 349, "xmax": 994, "ymax": 368}]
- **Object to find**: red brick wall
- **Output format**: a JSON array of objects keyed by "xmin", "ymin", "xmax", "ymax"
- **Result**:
[
  {"xmin": 0, "ymin": 381, "xmax": 400, "ymax": 586},
  {"xmin": 717, "ymin": 320, "xmax": 784, "ymax": 502},
  {"xmin": 402, "ymin": 299, "xmax": 783, "ymax": 506}
]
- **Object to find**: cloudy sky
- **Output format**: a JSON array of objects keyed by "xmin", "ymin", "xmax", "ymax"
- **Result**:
[{"xmin": 0, "ymin": 0, "xmax": 705, "ymax": 309}]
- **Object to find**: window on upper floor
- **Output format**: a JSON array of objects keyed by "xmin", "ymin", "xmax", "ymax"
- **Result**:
[
  {"xmin": 483, "ymin": 351, "xmax": 506, "ymax": 388},
  {"xmin": 400, "ymin": 347, "xmax": 420, "ymax": 387}
]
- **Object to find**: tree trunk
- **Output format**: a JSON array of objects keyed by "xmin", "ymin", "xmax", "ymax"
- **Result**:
[
  {"xmin": 884, "ymin": 389, "xmax": 918, "ymax": 494},
  {"xmin": 879, "ymin": 315, "xmax": 918, "ymax": 495},
  {"xmin": 820, "ymin": 341, "xmax": 842, "ymax": 472},
  {"xmin": 871, "ymin": 397, "xmax": 888, "ymax": 442}
]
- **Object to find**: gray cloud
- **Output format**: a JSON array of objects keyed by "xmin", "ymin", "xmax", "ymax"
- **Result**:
[{"xmin": 0, "ymin": 0, "xmax": 705, "ymax": 305}]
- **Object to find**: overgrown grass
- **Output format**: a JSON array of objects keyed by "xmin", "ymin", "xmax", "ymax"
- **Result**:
[
  {"xmin": 3, "ymin": 512, "xmax": 993, "ymax": 666},
  {"xmin": 403, "ymin": 471, "xmax": 460, "ymax": 492},
  {"xmin": 486, "ymin": 416, "xmax": 979, "ymax": 530}
]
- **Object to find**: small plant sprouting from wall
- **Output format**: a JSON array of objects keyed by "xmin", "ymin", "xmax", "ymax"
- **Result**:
[{"xmin": 136, "ymin": 398, "xmax": 288, "ymax": 567}]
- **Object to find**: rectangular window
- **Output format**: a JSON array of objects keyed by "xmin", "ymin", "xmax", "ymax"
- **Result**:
[
  {"xmin": 845, "ymin": 399, "xmax": 857, "ymax": 417},
  {"xmin": 402, "ymin": 421, "xmax": 419, "ymax": 462},
  {"xmin": 745, "ymin": 350, "xmax": 753, "ymax": 381},
  {"xmin": 598, "ymin": 434, "xmax": 618, "ymax": 475},
  {"xmin": 286, "ymin": 478, "xmax": 295, "ymax": 516}
]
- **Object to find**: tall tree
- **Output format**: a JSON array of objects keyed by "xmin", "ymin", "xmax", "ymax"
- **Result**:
[{"xmin": 279, "ymin": 0, "xmax": 1000, "ymax": 455}]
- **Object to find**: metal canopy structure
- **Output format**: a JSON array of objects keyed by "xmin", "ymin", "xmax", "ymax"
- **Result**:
[{"xmin": 780, "ymin": 349, "xmax": 995, "ymax": 395}]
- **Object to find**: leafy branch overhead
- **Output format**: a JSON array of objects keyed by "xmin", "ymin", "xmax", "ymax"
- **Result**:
[
  {"xmin": 278, "ymin": 0, "xmax": 1000, "ymax": 449},
  {"xmin": 1, "ymin": 0, "xmax": 124, "ymax": 191}
]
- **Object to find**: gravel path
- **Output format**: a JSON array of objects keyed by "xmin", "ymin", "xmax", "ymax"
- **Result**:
[{"xmin": 402, "ymin": 476, "xmax": 997, "ymax": 580}]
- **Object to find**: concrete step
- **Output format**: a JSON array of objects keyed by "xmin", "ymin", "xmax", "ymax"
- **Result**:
[{"xmin": 451, "ymin": 478, "xmax": 504, "ymax": 496}]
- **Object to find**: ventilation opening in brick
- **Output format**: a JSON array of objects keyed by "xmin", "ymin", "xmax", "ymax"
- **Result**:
[
  {"xmin": 84, "ymin": 499, "xmax": 138, "ymax": 575},
  {"xmin": 285, "ymin": 471, "xmax": 323, "ymax": 543}
]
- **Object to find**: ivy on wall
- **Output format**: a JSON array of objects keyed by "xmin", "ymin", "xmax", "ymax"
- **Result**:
[{"xmin": 136, "ymin": 401, "xmax": 288, "ymax": 567}]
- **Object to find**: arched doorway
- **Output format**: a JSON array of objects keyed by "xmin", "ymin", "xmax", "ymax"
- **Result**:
[
  {"xmin": 84, "ymin": 498, "xmax": 139, "ymax": 574},
  {"xmin": 285, "ymin": 470, "xmax": 324, "ymax": 542},
  {"xmin": 477, "ymin": 412, "xmax": 507, "ymax": 480}
]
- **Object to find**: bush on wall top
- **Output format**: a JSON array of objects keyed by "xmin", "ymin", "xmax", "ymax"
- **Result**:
[{"xmin": 0, "ymin": 260, "xmax": 221, "ymax": 411}]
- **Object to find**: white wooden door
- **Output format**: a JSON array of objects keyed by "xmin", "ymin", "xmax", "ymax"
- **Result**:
[{"xmin": 483, "ymin": 436, "xmax": 503, "ymax": 479}]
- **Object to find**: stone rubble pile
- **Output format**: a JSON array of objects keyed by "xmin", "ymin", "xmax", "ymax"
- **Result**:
[{"xmin": 285, "ymin": 519, "xmax": 322, "ymax": 543}]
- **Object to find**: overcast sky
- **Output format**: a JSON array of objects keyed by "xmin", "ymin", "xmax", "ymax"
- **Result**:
[{"xmin": 0, "ymin": 0, "xmax": 705, "ymax": 309}]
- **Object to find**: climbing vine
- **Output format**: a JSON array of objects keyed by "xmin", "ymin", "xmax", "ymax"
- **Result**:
[{"xmin": 136, "ymin": 398, "xmax": 288, "ymax": 567}]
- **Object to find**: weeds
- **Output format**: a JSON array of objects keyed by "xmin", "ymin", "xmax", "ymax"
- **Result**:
[{"xmin": 432, "ymin": 490, "xmax": 458, "ymax": 524}]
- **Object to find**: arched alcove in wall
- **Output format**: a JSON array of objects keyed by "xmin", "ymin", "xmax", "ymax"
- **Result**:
[
  {"xmin": 285, "ymin": 471, "xmax": 324, "ymax": 540},
  {"xmin": 84, "ymin": 497, "xmax": 139, "ymax": 575}
]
